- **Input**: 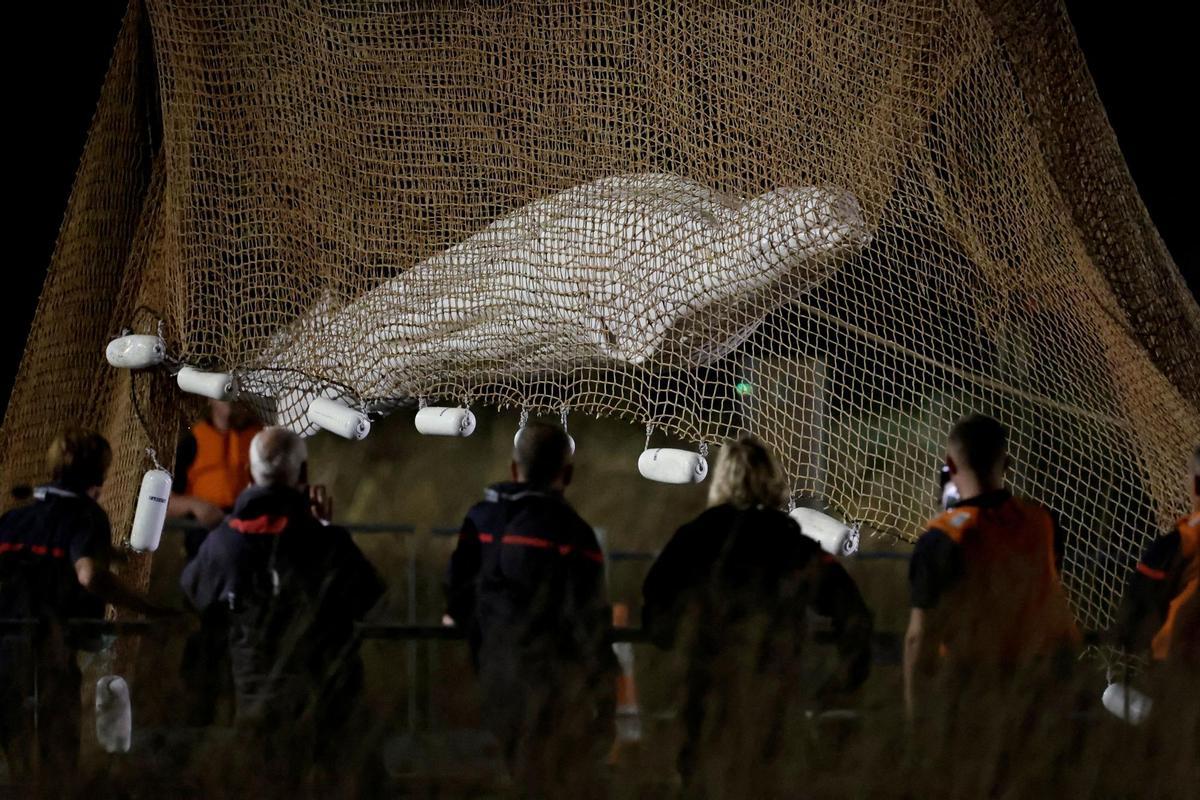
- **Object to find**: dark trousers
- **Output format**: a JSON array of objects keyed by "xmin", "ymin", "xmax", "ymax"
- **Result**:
[
  {"xmin": 477, "ymin": 644, "xmax": 615, "ymax": 798},
  {"xmin": 909, "ymin": 656, "xmax": 1089, "ymax": 797},
  {"xmin": 226, "ymin": 669, "xmax": 384, "ymax": 799},
  {"xmin": 677, "ymin": 650, "xmax": 805, "ymax": 798},
  {"xmin": 1, "ymin": 638, "xmax": 81, "ymax": 798},
  {"xmin": 180, "ymin": 604, "xmax": 232, "ymax": 726}
]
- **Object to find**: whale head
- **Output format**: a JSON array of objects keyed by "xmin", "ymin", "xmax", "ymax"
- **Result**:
[{"xmin": 728, "ymin": 186, "xmax": 871, "ymax": 271}]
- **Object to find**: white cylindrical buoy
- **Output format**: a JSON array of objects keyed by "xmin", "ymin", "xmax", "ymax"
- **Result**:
[
  {"xmin": 129, "ymin": 469, "xmax": 172, "ymax": 553},
  {"xmin": 789, "ymin": 507, "xmax": 860, "ymax": 557},
  {"xmin": 176, "ymin": 367, "xmax": 233, "ymax": 401},
  {"xmin": 95, "ymin": 675, "xmax": 132, "ymax": 754},
  {"xmin": 308, "ymin": 397, "xmax": 371, "ymax": 440},
  {"xmin": 1101, "ymin": 682, "xmax": 1152, "ymax": 725},
  {"xmin": 105, "ymin": 334, "xmax": 165, "ymax": 370},
  {"xmin": 638, "ymin": 448, "xmax": 708, "ymax": 484},
  {"xmin": 416, "ymin": 406, "xmax": 476, "ymax": 437}
]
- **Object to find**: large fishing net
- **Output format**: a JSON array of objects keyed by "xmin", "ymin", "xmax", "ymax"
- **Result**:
[{"xmin": 2, "ymin": 0, "xmax": 1197, "ymax": 633}]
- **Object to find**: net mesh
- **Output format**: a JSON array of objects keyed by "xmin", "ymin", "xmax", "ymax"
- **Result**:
[{"xmin": 2, "ymin": 0, "xmax": 1197, "ymax": 633}]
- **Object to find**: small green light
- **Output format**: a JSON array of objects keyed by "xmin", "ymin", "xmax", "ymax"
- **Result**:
[{"xmin": 735, "ymin": 380, "xmax": 753, "ymax": 396}]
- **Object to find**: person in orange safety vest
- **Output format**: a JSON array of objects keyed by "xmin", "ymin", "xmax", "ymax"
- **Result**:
[
  {"xmin": 168, "ymin": 399, "xmax": 262, "ymax": 555},
  {"xmin": 168, "ymin": 398, "xmax": 261, "ymax": 726},
  {"xmin": 903, "ymin": 414, "xmax": 1080, "ymax": 721}
]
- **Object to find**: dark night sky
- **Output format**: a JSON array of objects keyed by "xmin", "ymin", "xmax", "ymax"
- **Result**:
[{"xmin": 3, "ymin": 2, "xmax": 1195, "ymax": 417}]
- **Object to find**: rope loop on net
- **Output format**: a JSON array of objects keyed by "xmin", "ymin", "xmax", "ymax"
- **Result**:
[{"xmin": 145, "ymin": 447, "xmax": 169, "ymax": 476}]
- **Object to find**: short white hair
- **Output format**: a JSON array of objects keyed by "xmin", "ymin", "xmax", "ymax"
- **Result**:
[{"xmin": 249, "ymin": 426, "xmax": 307, "ymax": 487}]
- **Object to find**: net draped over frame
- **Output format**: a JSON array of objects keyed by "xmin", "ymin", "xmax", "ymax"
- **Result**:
[{"xmin": 2, "ymin": 0, "xmax": 1197, "ymax": 633}]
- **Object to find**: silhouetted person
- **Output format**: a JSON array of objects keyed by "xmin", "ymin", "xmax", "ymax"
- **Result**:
[
  {"xmin": 1, "ymin": 429, "xmax": 167, "ymax": 797},
  {"xmin": 903, "ymin": 414, "xmax": 1080, "ymax": 791},
  {"xmin": 168, "ymin": 398, "xmax": 262, "ymax": 541},
  {"xmin": 445, "ymin": 422, "xmax": 615, "ymax": 796},
  {"xmin": 1115, "ymin": 445, "xmax": 1199, "ymax": 666},
  {"xmin": 1111, "ymin": 445, "xmax": 1199, "ymax": 785},
  {"xmin": 181, "ymin": 426, "xmax": 384, "ymax": 797},
  {"xmin": 643, "ymin": 435, "xmax": 869, "ymax": 795},
  {"xmin": 168, "ymin": 398, "xmax": 261, "ymax": 726}
]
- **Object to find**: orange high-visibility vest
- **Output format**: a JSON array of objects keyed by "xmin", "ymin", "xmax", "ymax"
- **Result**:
[
  {"xmin": 185, "ymin": 421, "xmax": 260, "ymax": 509},
  {"xmin": 926, "ymin": 496, "xmax": 1080, "ymax": 666},
  {"xmin": 1150, "ymin": 512, "xmax": 1200, "ymax": 661}
]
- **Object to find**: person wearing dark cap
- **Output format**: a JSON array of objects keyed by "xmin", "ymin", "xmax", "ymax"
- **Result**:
[
  {"xmin": 1, "ymin": 429, "xmax": 168, "ymax": 796},
  {"xmin": 445, "ymin": 422, "xmax": 616, "ymax": 796}
]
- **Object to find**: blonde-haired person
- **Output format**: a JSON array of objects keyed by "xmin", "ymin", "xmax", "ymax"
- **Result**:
[
  {"xmin": 642, "ymin": 434, "xmax": 872, "ymax": 792},
  {"xmin": 705, "ymin": 432, "xmax": 791, "ymax": 509}
]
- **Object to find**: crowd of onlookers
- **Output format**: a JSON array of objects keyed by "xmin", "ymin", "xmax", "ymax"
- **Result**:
[{"xmin": 2, "ymin": 400, "xmax": 1197, "ymax": 797}]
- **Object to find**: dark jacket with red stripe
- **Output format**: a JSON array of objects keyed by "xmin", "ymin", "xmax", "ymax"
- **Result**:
[
  {"xmin": 446, "ymin": 482, "xmax": 612, "ymax": 671},
  {"xmin": 0, "ymin": 485, "xmax": 108, "ymax": 651},
  {"xmin": 181, "ymin": 484, "xmax": 385, "ymax": 722}
]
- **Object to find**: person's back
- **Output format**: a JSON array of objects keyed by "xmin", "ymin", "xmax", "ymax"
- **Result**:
[
  {"xmin": 903, "ymin": 415, "xmax": 1080, "ymax": 795},
  {"xmin": 470, "ymin": 483, "xmax": 607, "ymax": 662},
  {"xmin": 184, "ymin": 485, "xmax": 379, "ymax": 716},
  {"xmin": 922, "ymin": 492, "xmax": 1077, "ymax": 668},
  {"xmin": 644, "ymin": 503, "xmax": 817, "ymax": 662},
  {"xmin": 1, "ymin": 486, "xmax": 108, "ymax": 628},
  {"xmin": 1, "ymin": 488, "xmax": 106, "ymax": 796},
  {"xmin": 445, "ymin": 423, "xmax": 614, "ymax": 794},
  {"xmin": 1, "ymin": 429, "xmax": 166, "ymax": 796},
  {"xmin": 181, "ymin": 428, "xmax": 384, "ymax": 793},
  {"xmin": 642, "ymin": 436, "xmax": 829, "ymax": 793},
  {"xmin": 0, "ymin": 487, "xmax": 109, "ymax": 726}
]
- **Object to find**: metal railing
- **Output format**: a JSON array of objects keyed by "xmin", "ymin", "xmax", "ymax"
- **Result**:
[
  {"xmin": 0, "ymin": 617, "xmax": 653, "ymax": 641},
  {"xmin": 150, "ymin": 518, "xmax": 913, "ymax": 729}
]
